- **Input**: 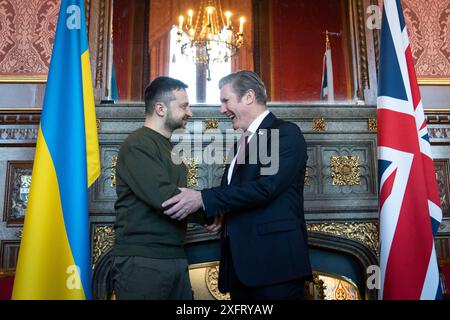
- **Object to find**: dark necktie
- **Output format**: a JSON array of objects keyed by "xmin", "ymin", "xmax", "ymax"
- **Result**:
[{"xmin": 232, "ymin": 132, "xmax": 249, "ymax": 176}]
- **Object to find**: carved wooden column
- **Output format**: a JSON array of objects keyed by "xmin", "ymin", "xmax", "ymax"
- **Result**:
[
  {"xmin": 349, "ymin": 0, "xmax": 379, "ymax": 105},
  {"xmin": 86, "ymin": 0, "xmax": 114, "ymax": 102}
]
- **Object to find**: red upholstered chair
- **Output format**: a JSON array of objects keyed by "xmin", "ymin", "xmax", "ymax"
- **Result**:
[{"xmin": 0, "ymin": 269, "xmax": 15, "ymax": 300}]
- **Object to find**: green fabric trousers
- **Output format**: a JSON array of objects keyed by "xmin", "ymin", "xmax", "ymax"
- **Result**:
[{"xmin": 111, "ymin": 256, "xmax": 193, "ymax": 300}]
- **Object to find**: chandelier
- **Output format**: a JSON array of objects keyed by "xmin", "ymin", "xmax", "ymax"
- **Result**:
[{"xmin": 176, "ymin": 0, "xmax": 245, "ymax": 81}]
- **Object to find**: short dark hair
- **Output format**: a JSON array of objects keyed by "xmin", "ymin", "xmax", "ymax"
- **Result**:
[
  {"xmin": 144, "ymin": 77, "xmax": 188, "ymax": 115},
  {"xmin": 218, "ymin": 70, "xmax": 267, "ymax": 105}
]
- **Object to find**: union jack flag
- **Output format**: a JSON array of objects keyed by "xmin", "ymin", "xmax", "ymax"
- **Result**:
[{"xmin": 377, "ymin": 0, "xmax": 442, "ymax": 299}]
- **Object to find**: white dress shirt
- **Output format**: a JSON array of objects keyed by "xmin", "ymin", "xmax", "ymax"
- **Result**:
[{"xmin": 227, "ymin": 110, "xmax": 270, "ymax": 184}]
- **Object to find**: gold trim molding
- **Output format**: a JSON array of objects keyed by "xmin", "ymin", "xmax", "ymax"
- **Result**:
[
  {"xmin": 312, "ymin": 118, "xmax": 326, "ymax": 132},
  {"xmin": 368, "ymin": 118, "xmax": 377, "ymax": 132},
  {"xmin": 307, "ymin": 222, "xmax": 379, "ymax": 255},
  {"xmin": 330, "ymin": 156, "xmax": 361, "ymax": 186},
  {"xmin": 110, "ymin": 155, "xmax": 118, "ymax": 188},
  {"xmin": 185, "ymin": 157, "xmax": 199, "ymax": 188},
  {"xmin": 205, "ymin": 265, "xmax": 231, "ymax": 300},
  {"xmin": 0, "ymin": 76, "xmax": 47, "ymax": 83},
  {"xmin": 92, "ymin": 225, "xmax": 115, "ymax": 266},
  {"xmin": 418, "ymin": 78, "xmax": 450, "ymax": 86},
  {"xmin": 204, "ymin": 119, "xmax": 219, "ymax": 130}
]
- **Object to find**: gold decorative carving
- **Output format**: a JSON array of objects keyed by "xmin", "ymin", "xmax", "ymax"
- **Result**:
[
  {"xmin": 312, "ymin": 118, "xmax": 326, "ymax": 132},
  {"xmin": 307, "ymin": 222, "xmax": 379, "ymax": 255},
  {"xmin": 93, "ymin": 225, "xmax": 115, "ymax": 266},
  {"xmin": 15, "ymin": 228, "xmax": 23, "ymax": 239},
  {"xmin": 205, "ymin": 119, "xmax": 219, "ymax": 130},
  {"xmin": 223, "ymin": 156, "xmax": 229, "ymax": 170},
  {"xmin": 110, "ymin": 155, "xmax": 118, "ymax": 188},
  {"xmin": 305, "ymin": 273, "xmax": 326, "ymax": 300},
  {"xmin": 205, "ymin": 265, "xmax": 230, "ymax": 300},
  {"xmin": 304, "ymin": 167, "xmax": 310, "ymax": 186},
  {"xmin": 368, "ymin": 118, "xmax": 377, "ymax": 132},
  {"xmin": 185, "ymin": 157, "xmax": 199, "ymax": 188},
  {"xmin": 330, "ymin": 156, "xmax": 361, "ymax": 186}
]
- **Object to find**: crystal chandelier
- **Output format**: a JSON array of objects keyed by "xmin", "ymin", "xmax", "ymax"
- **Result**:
[{"xmin": 176, "ymin": 0, "xmax": 245, "ymax": 81}]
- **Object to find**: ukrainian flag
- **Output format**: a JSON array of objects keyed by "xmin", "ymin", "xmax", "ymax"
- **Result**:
[{"xmin": 12, "ymin": 0, "xmax": 100, "ymax": 300}]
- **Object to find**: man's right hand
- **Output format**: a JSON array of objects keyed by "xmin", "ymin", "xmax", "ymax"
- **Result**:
[{"xmin": 204, "ymin": 214, "xmax": 223, "ymax": 234}]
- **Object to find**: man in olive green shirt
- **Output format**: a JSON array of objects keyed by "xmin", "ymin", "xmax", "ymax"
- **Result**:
[{"xmin": 111, "ymin": 77, "xmax": 220, "ymax": 300}]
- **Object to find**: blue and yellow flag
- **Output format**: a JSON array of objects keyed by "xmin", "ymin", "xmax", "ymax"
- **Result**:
[{"xmin": 12, "ymin": 0, "xmax": 100, "ymax": 300}]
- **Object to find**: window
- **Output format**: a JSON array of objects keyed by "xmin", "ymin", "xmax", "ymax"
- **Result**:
[{"xmin": 169, "ymin": 26, "xmax": 231, "ymax": 104}]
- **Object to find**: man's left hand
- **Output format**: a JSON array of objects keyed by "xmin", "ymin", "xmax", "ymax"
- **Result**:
[{"xmin": 162, "ymin": 188, "xmax": 203, "ymax": 220}]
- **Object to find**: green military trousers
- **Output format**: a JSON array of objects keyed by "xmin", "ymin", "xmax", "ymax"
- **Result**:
[{"xmin": 111, "ymin": 256, "xmax": 193, "ymax": 300}]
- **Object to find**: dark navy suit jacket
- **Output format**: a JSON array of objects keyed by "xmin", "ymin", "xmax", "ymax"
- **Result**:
[{"xmin": 201, "ymin": 112, "xmax": 312, "ymax": 291}]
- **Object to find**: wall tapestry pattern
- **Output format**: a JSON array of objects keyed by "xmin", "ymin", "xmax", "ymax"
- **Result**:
[
  {"xmin": 402, "ymin": 0, "xmax": 450, "ymax": 79},
  {"xmin": 0, "ymin": 0, "xmax": 60, "ymax": 77}
]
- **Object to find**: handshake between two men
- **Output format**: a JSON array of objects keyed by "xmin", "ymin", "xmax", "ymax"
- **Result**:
[{"xmin": 163, "ymin": 188, "xmax": 222, "ymax": 234}]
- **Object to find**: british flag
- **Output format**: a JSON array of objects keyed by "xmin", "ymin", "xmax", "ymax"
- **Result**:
[{"xmin": 377, "ymin": 0, "xmax": 443, "ymax": 299}]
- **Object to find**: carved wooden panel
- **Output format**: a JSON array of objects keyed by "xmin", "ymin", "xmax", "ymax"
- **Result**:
[
  {"xmin": 0, "ymin": 240, "xmax": 20, "ymax": 269},
  {"xmin": 435, "ymin": 158, "xmax": 450, "ymax": 218},
  {"xmin": 435, "ymin": 236, "xmax": 450, "ymax": 264},
  {"xmin": 2, "ymin": 161, "xmax": 33, "ymax": 226},
  {"xmin": 89, "ymin": 145, "xmax": 120, "ymax": 213},
  {"xmin": 321, "ymin": 144, "xmax": 375, "ymax": 196},
  {"xmin": 305, "ymin": 147, "xmax": 319, "ymax": 195}
]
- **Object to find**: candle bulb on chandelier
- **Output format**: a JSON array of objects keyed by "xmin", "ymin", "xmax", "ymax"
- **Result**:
[
  {"xmin": 178, "ymin": 15, "xmax": 184, "ymax": 31},
  {"xmin": 239, "ymin": 16, "xmax": 245, "ymax": 34},
  {"xmin": 225, "ymin": 11, "xmax": 231, "ymax": 28},
  {"xmin": 187, "ymin": 9, "xmax": 193, "ymax": 27},
  {"xmin": 207, "ymin": 6, "xmax": 213, "ymax": 26}
]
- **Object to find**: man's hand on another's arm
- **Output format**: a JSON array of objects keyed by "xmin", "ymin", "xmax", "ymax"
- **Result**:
[
  {"xmin": 204, "ymin": 214, "xmax": 223, "ymax": 234},
  {"xmin": 162, "ymin": 188, "xmax": 203, "ymax": 220}
]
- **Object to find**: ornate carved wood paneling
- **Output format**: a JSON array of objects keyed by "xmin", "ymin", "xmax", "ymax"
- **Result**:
[
  {"xmin": 87, "ymin": 0, "xmax": 113, "ymax": 101},
  {"xmin": 434, "ymin": 158, "xmax": 450, "ymax": 218},
  {"xmin": 0, "ymin": 110, "xmax": 41, "ymax": 124},
  {"xmin": 308, "ymin": 222, "xmax": 379, "ymax": 255},
  {"xmin": 92, "ymin": 224, "xmax": 114, "ymax": 266},
  {"xmin": 356, "ymin": 0, "xmax": 369, "ymax": 91},
  {"xmin": 425, "ymin": 109, "xmax": 450, "ymax": 144},
  {"xmin": 0, "ymin": 240, "xmax": 20, "ymax": 269},
  {"xmin": 436, "ymin": 236, "xmax": 450, "ymax": 264}
]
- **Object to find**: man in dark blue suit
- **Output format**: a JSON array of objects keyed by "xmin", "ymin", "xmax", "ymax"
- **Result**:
[{"xmin": 162, "ymin": 71, "xmax": 311, "ymax": 300}]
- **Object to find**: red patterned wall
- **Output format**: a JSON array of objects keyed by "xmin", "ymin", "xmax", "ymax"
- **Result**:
[
  {"xmin": 402, "ymin": 0, "xmax": 450, "ymax": 79},
  {"xmin": 0, "ymin": 0, "xmax": 60, "ymax": 77}
]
